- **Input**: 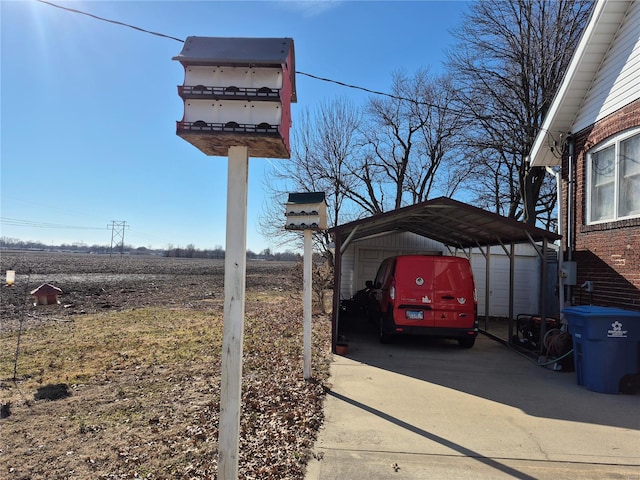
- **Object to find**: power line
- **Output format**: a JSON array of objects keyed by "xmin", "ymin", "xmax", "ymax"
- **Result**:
[
  {"xmin": 33, "ymin": 0, "xmax": 464, "ymax": 111},
  {"xmin": 0, "ymin": 217, "xmax": 108, "ymax": 231},
  {"xmin": 35, "ymin": 0, "xmax": 184, "ymax": 43},
  {"xmin": 294, "ymin": 71, "xmax": 467, "ymax": 111},
  {"xmin": 297, "ymin": 71, "xmax": 404, "ymax": 99},
  {"xmin": 0, "ymin": 216, "xmax": 183, "ymax": 249}
]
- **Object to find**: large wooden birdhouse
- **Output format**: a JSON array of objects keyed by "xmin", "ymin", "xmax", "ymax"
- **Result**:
[
  {"xmin": 285, "ymin": 192, "xmax": 327, "ymax": 230},
  {"xmin": 173, "ymin": 36, "xmax": 296, "ymax": 158}
]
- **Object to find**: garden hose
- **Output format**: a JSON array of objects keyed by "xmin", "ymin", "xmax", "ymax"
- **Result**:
[{"xmin": 507, "ymin": 327, "xmax": 574, "ymax": 367}]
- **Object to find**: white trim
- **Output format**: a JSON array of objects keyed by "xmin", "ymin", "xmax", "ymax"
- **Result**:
[
  {"xmin": 529, "ymin": 0, "xmax": 635, "ymax": 167},
  {"xmin": 586, "ymin": 127, "xmax": 640, "ymax": 224}
]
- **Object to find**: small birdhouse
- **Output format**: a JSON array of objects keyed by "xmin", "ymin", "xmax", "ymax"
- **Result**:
[
  {"xmin": 173, "ymin": 36, "xmax": 297, "ymax": 159},
  {"xmin": 30, "ymin": 283, "xmax": 62, "ymax": 306},
  {"xmin": 285, "ymin": 192, "xmax": 327, "ymax": 230}
]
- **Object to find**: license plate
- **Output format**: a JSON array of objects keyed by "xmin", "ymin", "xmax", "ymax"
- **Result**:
[{"xmin": 406, "ymin": 310, "xmax": 423, "ymax": 320}]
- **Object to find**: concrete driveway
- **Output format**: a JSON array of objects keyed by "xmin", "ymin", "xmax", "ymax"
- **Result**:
[{"xmin": 305, "ymin": 327, "xmax": 640, "ymax": 480}]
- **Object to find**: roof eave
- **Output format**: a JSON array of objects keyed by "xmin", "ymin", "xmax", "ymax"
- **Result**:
[{"xmin": 529, "ymin": 0, "xmax": 628, "ymax": 167}]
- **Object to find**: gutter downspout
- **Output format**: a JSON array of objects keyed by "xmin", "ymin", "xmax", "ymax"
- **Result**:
[{"xmin": 566, "ymin": 134, "xmax": 575, "ymax": 305}]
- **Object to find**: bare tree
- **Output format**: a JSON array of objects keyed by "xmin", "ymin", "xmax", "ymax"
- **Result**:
[
  {"xmin": 357, "ymin": 69, "xmax": 429, "ymax": 213},
  {"xmin": 352, "ymin": 69, "xmax": 469, "ymax": 213},
  {"xmin": 405, "ymin": 73, "xmax": 471, "ymax": 203},
  {"xmin": 448, "ymin": 0, "xmax": 592, "ymax": 224},
  {"xmin": 259, "ymin": 97, "xmax": 362, "ymax": 261},
  {"xmin": 261, "ymin": 70, "xmax": 472, "ymax": 251}
]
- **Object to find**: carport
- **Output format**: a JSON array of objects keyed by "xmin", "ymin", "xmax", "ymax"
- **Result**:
[{"xmin": 329, "ymin": 197, "xmax": 561, "ymax": 352}]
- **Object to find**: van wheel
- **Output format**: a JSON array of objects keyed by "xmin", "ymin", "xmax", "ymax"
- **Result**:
[
  {"xmin": 458, "ymin": 337, "xmax": 475, "ymax": 349},
  {"xmin": 379, "ymin": 318, "xmax": 393, "ymax": 344}
]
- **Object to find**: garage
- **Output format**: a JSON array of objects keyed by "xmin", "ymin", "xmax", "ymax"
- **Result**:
[{"xmin": 329, "ymin": 197, "xmax": 561, "ymax": 351}]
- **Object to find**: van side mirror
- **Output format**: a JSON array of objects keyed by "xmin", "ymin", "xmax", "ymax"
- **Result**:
[{"xmin": 365, "ymin": 280, "xmax": 373, "ymax": 288}]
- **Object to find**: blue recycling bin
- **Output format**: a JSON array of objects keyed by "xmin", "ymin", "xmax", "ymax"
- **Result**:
[{"xmin": 562, "ymin": 306, "xmax": 640, "ymax": 394}]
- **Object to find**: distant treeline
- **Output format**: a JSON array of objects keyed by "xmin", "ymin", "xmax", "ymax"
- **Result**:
[
  {"xmin": 164, "ymin": 245, "xmax": 300, "ymax": 261},
  {"xmin": 0, "ymin": 237, "xmax": 301, "ymax": 261}
]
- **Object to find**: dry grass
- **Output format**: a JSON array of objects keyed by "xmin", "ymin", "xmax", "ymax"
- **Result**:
[
  {"xmin": 0, "ymin": 254, "xmax": 332, "ymax": 479},
  {"xmin": 4, "ymin": 307, "xmax": 223, "ymax": 387}
]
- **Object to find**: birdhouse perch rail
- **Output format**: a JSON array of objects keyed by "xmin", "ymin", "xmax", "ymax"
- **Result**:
[
  {"xmin": 178, "ymin": 85, "xmax": 281, "ymax": 101},
  {"xmin": 286, "ymin": 223, "xmax": 321, "ymax": 230},
  {"xmin": 177, "ymin": 120, "xmax": 279, "ymax": 134},
  {"xmin": 286, "ymin": 210, "xmax": 320, "ymax": 216}
]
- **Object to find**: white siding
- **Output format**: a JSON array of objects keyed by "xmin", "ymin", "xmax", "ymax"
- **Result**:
[
  {"xmin": 185, "ymin": 66, "xmax": 283, "ymax": 89},
  {"xmin": 574, "ymin": 2, "xmax": 640, "ymax": 131},
  {"xmin": 339, "ymin": 248, "xmax": 356, "ymax": 303},
  {"xmin": 184, "ymin": 99, "xmax": 282, "ymax": 125}
]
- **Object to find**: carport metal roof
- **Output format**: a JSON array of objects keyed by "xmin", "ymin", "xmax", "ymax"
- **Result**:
[
  {"xmin": 329, "ymin": 197, "xmax": 561, "ymax": 353},
  {"xmin": 329, "ymin": 196, "xmax": 560, "ymax": 250}
]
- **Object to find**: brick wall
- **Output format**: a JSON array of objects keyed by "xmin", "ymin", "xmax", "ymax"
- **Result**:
[{"xmin": 561, "ymin": 99, "xmax": 640, "ymax": 310}]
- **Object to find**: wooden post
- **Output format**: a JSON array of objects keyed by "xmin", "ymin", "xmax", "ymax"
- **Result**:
[
  {"xmin": 303, "ymin": 228, "xmax": 312, "ymax": 380},
  {"xmin": 218, "ymin": 146, "xmax": 249, "ymax": 479}
]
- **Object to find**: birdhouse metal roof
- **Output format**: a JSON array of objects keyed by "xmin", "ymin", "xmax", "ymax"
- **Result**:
[
  {"xmin": 286, "ymin": 192, "xmax": 326, "ymax": 205},
  {"xmin": 173, "ymin": 36, "xmax": 297, "ymax": 102}
]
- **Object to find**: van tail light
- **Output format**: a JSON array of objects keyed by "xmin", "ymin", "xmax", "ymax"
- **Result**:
[
  {"xmin": 389, "ymin": 279, "xmax": 396, "ymax": 302},
  {"xmin": 473, "ymin": 288, "xmax": 477, "ymax": 303}
]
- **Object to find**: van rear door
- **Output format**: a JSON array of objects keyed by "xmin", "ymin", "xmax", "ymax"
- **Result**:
[
  {"xmin": 432, "ymin": 257, "xmax": 475, "ymax": 329},
  {"xmin": 393, "ymin": 256, "xmax": 435, "ymax": 327}
]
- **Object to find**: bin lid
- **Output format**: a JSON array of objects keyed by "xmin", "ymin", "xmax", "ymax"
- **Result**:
[
  {"xmin": 563, "ymin": 305, "xmax": 640, "ymax": 341},
  {"xmin": 562, "ymin": 306, "xmax": 640, "ymax": 318}
]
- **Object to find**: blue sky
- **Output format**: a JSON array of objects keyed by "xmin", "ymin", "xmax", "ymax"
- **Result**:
[{"xmin": 1, "ymin": 0, "xmax": 469, "ymax": 252}]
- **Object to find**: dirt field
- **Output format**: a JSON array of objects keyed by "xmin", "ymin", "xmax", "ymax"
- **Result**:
[{"xmin": 0, "ymin": 251, "xmax": 332, "ymax": 479}]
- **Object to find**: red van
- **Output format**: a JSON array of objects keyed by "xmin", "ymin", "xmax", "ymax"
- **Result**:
[{"xmin": 367, "ymin": 255, "xmax": 478, "ymax": 347}]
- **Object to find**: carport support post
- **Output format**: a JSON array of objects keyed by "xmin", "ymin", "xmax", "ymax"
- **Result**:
[
  {"xmin": 303, "ymin": 228, "xmax": 313, "ymax": 379},
  {"xmin": 538, "ymin": 238, "xmax": 548, "ymax": 355},
  {"xmin": 484, "ymin": 245, "xmax": 491, "ymax": 330},
  {"xmin": 218, "ymin": 146, "xmax": 249, "ymax": 479},
  {"xmin": 508, "ymin": 242, "xmax": 515, "ymax": 341},
  {"xmin": 331, "ymin": 234, "xmax": 342, "ymax": 353}
]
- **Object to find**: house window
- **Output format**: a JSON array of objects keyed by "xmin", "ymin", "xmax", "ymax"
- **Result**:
[{"xmin": 588, "ymin": 129, "xmax": 640, "ymax": 223}]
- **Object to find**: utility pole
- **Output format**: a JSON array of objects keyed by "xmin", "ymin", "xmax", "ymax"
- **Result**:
[{"xmin": 108, "ymin": 220, "xmax": 128, "ymax": 256}]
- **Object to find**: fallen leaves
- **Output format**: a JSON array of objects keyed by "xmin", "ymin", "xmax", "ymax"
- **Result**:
[{"xmin": 0, "ymin": 254, "xmax": 333, "ymax": 479}]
